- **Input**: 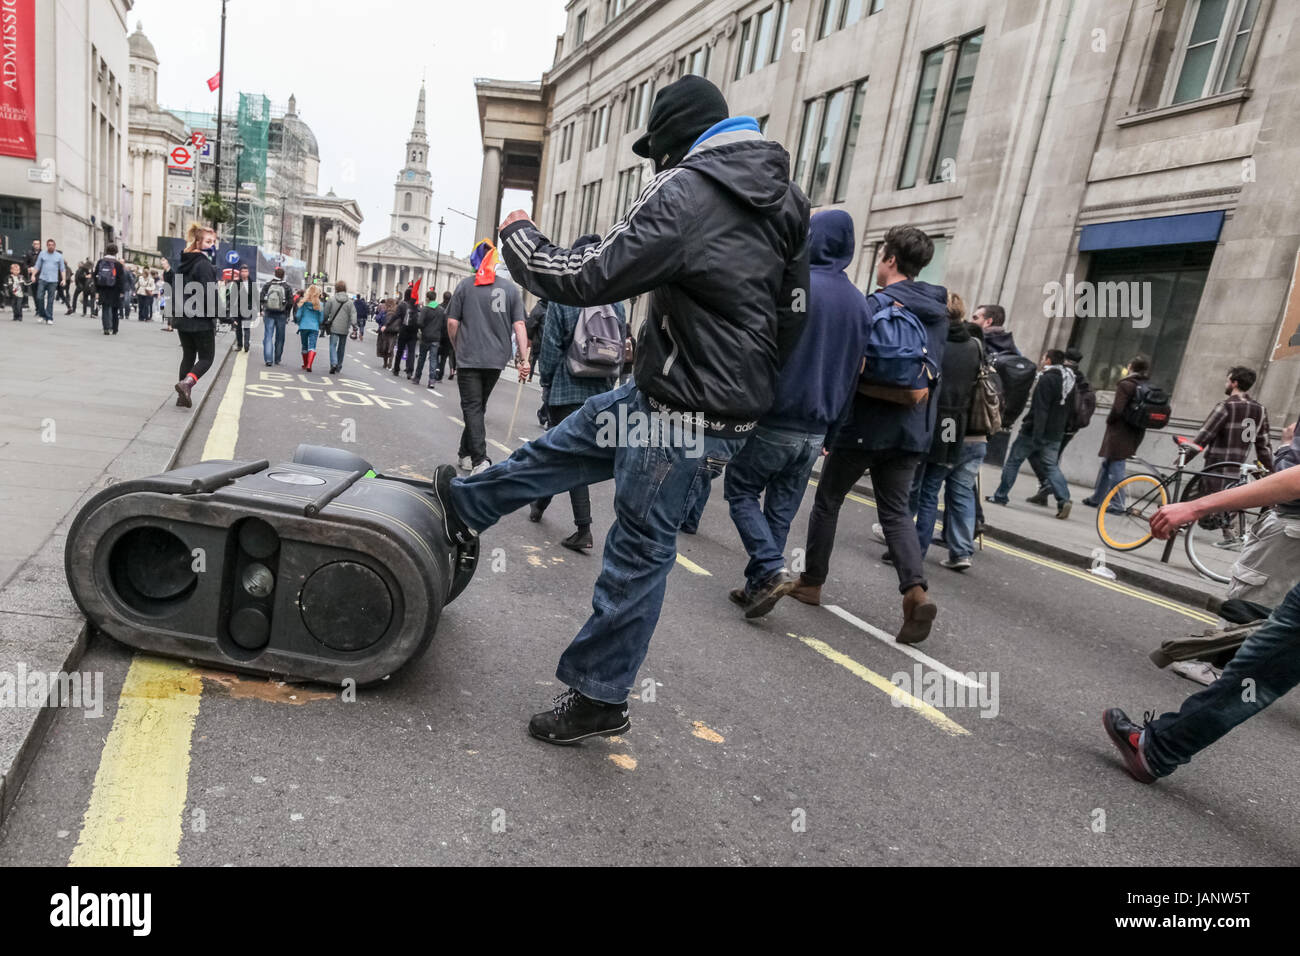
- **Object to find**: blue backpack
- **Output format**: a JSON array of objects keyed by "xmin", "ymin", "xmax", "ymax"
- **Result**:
[{"xmin": 858, "ymin": 292, "xmax": 938, "ymax": 405}]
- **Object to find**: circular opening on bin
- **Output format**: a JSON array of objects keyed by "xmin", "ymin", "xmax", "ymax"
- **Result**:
[
  {"xmin": 108, "ymin": 525, "xmax": 198, "ymax": 615},
  {"xmin": 300, "ymin": 562, "xmax": 393, "ymax": 652}
]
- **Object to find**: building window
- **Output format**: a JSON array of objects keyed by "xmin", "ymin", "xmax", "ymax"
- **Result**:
[
  {"xmin": 928, "ymin": 32, "xmax": 982, "ymax": 183},
  {"xmin": 757, "ymin": 114, "xmax": 770, "ymax": 136},
  {"xmin": 677, "ymin": 43, "xmax": 711, "ymax": 79},
  {"xmin": 552, "ymin": 192, "xmax": 567, "ymax": 239},
  {"xmin": 736, "ymin": 2, "xmax": 790, "ymax": 79},
  {"xmin": 588, "ymin": 104, "xmax": 611, "ymax": 150},
  {"xmin": 793, "ymin": 98, "xmax": 822, "ymax": 195},
  {"xmin": 615, "ymin": 165, "xmax": 643, "ymax": 219},
  {"xmin": 1169, "ymin": 0, "xmax": 1260, "ymax": 104},
  {"xmin": 794, "ymin": 78, "xmax": 868, "ymax": 205},
  {"xmin": 579, "ymin": 180, "xmax": 603, "ymax": 234},
  {"xmin": 818, "ymin": 0, "xmax": 879, "ymax": 39},
  {"xmin": 625, "ymin": 78, "xmax": 654, "ymax": 132},
  {"xmin": 404, "ymin": 192, "xmax": 412, "ymax": 212},
  {"xmin": 1068, "ymin": 243, "xmax": 1215, "ymax": 391},
  {"xmin": 833, "ymin": 80, "xmax": 868, "ymax": 202},
  {"xmin": 575, "ymin": 10, "xmax": 587, "ymax": 45},
  {"xmin": 605, "ymin": 0, "xmax": 629, "ymax": 24},
  {"xmin": 897, "ymin": 46, "xmax": 944, "ymax": 189},
  {"xmin": 559, "ymin": 121, "xmax": 576, "ymax": 163},
  {"xmin": 810, "ymin": 88, "xmax": 849, "ymax": 203}
]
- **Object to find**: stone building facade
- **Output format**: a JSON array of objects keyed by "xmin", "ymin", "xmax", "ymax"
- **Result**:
[
  {"xmin": 478, "ymin": 0, "xmax": 1300, "ymax": 477},
  {"xmin": 0, "ymin": 0, "xmax": 133, "ymax": 264},
  {"xmin": 126, "ymin": 22, "xmax": 187, "ymax": 253}
]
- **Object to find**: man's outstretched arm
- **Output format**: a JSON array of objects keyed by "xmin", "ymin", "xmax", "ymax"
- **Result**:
[
  {"xmin": 1151, "ymin": 465, "xmax": 1300, "ymax": 538},
  {"xmin": 497, "ymin": 170, "xmax": 689, "ymax": 307}
]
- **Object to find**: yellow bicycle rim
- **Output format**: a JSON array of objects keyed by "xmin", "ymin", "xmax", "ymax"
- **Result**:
[{"xmin": 1097, "ymin": 474, "xmax": 1168, "ymax": 551}]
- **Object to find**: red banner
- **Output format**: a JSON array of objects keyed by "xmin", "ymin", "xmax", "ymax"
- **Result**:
[{"xmin": 0, "ymin": 0, "xmax": 36, "ymax": 160}]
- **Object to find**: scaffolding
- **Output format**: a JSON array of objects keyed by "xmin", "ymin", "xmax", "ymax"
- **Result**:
[{"xmin": 167, "ymin": 96, "xmax": 311, "ymax": 259}]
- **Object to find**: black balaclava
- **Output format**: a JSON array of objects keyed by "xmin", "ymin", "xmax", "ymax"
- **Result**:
[{"xmin": 632, "ymin": 75, "xmax": 730, "ymax": 172}]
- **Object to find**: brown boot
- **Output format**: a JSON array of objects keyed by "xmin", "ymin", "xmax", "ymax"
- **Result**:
[
  {"xmin": 174, "ymin": 376, "xmax": 195, "ymax": 408},
  {"xmin": 897, "ymin": 585, "xmax": 936, "ymax": 644},
  {"xmin": 789, "ymin": 576, "xmax": 821, "ymax": 606}
]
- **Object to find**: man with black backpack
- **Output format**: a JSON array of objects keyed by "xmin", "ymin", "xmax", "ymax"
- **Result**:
[
  {"xmin": 1028, "ymin": 347, "xmax": 1095, "ymax": 506},
  {"xmin": 987, "ymin": 349, "xmax": 1075, "ymax": 518},
  {"xmin": 1082, "ymin": 355, "xmax": 1158, "ymax": 512},
  {"xmin": 260, "ymin": 267, "xmax": 295, "ymax": 367},
  {"xmin": 528, "ymin": 235, "xmax": 628, "ymax": 553},
  {"xmin": 792, "ymin": 224, "xmax": 948, "ymax": 644},
  {"xmin": 93, "ymin": 244, "xmax": 128, "ymax": 335}
]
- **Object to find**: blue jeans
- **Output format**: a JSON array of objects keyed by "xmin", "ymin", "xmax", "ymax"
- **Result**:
[
  {"xmin": 262, "ymin": 313, "xmax": 288, "ymax": 364},
  {"xmin": 722, "ymin": 425, "xmax": 823, "ymax": 592},
  {"xmin": 682, "ymin": 473, "xmax": 713, "ymax": 532},
  {"xmin": 451, "ymin": 381, "xmax": 746, "ymax": 703},
  {"xmin": 36, "ymin": 279, "xmax": 57, "ymax": 319},
  {"xmin": 993, "ymin": 430, "xmax": 1069, "ymax": 503},
  {"xmin": 1087, "ymin": 459, "xmax": 1127, "ymax": 512},
  {"xmin": 413, "ymin": 341, "xmax": 437, "ymax": 384},
  {"xmin": 912, "ymin": 440, "xmax": 986, "ymax": 561},
  {"xmin": 299, "ymin": 328, "xmax": 319, "ymax": 352},
  {"xmin": 329, "ymin": 333, "xmax": 348, "ymax": 369},
  {"xmin": 1143, "ymin": 580, "xmax": 1300, "ymax": 777}
]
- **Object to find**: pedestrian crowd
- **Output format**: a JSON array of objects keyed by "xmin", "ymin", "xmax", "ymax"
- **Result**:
[{"xmin": 411, "ymin": 74, "xmax": 1300, "ymax": 795}]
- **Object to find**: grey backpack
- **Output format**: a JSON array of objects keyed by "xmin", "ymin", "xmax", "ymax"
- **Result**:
[{"xmin": 566, "ymin": 304, "xmax": 623, "ymax": 378}]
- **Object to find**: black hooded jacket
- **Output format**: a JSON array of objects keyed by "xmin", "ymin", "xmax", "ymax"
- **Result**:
[
  {"xmin": 499, "ymin": 130, "xmax": 809, "ymax": 433},
  {"xmin": 163, "ymin": 250, "xmax": 219, "ymax": 333}
]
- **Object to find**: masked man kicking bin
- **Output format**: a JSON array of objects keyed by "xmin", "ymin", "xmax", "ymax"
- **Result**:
[{"xmin": 430, "ymin": 76, "xmax": 810, "ymax": 745}]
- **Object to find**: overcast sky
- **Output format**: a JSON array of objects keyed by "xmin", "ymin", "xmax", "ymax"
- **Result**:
[{"xmin": 130, "ymin": 0, "xmax": 569, "ymax": 258}]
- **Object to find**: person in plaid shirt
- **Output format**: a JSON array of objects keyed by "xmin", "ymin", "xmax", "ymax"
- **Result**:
[
  {"xmin": 527, "ymin": 233, "xmax": 628, "ymax": 553},
  {"xmin": 1189, "ymin": 366, "xmax": 1274, "ymax": 476}
]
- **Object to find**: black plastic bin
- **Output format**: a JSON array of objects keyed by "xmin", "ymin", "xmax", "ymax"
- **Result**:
[{"xmin": 64, "ymin": 446, "xmax": 477, "ymax": 685}]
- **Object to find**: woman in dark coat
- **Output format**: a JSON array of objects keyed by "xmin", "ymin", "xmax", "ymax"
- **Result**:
[
  {"xmin": 1084, "ymin": 356, "xmax": 1151, "ymax": 510},
  {"xmin": 164, "ymin": 223, "xmax": 220, "ymax": 408}
]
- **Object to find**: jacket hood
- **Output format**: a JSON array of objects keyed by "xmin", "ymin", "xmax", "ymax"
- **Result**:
[
  {"xmin": 331, "ymin": 290, "xmax": 350, "ymax": 301},
  {"xmin": 947, "ymin": 320, "xmax": 972, "ymax": 344},
  {"xmin": 985, "ymin": 327, "xmax": 1018, "ymax": 352},
  {"xmin": 875, "ymin": 279, "xmax": 950, "ymax": 324},
  {"xmin": 678, "ymin": 138, "xmax": 796, "ymax": 218},
  {"xmin": 809, "ymin": 210, "xmax": 855, "ymax": 271}
]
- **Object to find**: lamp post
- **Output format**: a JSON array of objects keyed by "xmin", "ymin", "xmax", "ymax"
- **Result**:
[
  {"xmin": 335, "ymin": 223, "xmax": 345, "ymax": 286},
  {"xmin": 212, "ymin": 0, "xmax": 229, "ymax": 229},
  {"xmin": 433, "ymin": 215, "xmax": 445, "ymax": 294},
  {"xmin": 231, "ymin": 142, "xmax": 245, "ymax": 253}
]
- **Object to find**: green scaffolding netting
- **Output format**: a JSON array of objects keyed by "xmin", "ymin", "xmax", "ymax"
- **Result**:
[{"xmin": 235, "ymin": 93, "xmax": 270, "ymax": 246}]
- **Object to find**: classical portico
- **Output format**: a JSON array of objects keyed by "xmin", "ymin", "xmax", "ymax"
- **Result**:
[{"xmin": 473, "ymin": 79, "xmax": 548, "ymax": 244}]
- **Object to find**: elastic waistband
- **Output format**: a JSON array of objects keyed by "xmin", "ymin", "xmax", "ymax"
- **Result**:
[{"xmin": 645, "ymin": 394, "xmax": 758, "ymax": 438}]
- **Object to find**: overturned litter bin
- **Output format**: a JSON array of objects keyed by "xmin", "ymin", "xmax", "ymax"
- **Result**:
[{"xmin": 65, "ymin": 445, "xmax": 478, "ymax": 685}]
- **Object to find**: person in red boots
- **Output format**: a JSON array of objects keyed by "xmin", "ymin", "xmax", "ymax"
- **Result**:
[
  {"xmin": 294, "ymin": 284, "xmax": 325, "ymax": 372},
  {"xmin": 165, "ymin": 223, "xmax": 220, "ymax": 409}
]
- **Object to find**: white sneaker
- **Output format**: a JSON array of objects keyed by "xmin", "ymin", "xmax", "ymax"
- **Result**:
[
  {"xmin": 871, "ymin": 522, "xmax": 886, "ymax": 544},
  {"xmin": 470, "ymin": 458, "xmax": 491, "ymax": 476},
  {"xmin": 458, "ymin": 456, "xmax": 472, "ymax": 471},
  {"xmin": 1169, "ymin": 660, "xmax": 1222, "ymax": 686}
]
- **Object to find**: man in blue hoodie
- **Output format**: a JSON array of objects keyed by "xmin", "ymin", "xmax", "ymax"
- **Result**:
[
  {"xmin": 724, "ymin": 210, "xmax": 871, "ymax": 618},
  {"xmin": 791, "ymin": 225, "xmax": 949, "ymax": 644}
]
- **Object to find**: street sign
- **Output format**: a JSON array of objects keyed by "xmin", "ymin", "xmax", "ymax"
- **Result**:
[
  {"xmin": 225, "ymin": 250, "xmax": 241, "ymax": 267},
  {"xmin": 167, "ymin": 168, "xmax": 195, "ymax": 207},
  {"xmin": 168, "ymin": 145, "xmax": 195, "ymax": 171},
  {"xmin": 191, "ymin": 132, "xmax": 207, "ymax": 150}
]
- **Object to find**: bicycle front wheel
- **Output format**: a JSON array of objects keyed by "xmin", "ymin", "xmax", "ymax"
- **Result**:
[
  {"xmin": 1097, "ymin": 474, "xmax": 1168, "ymax": 551},
  {"xmin": 1181, "ymin": 463, "xmax": 1259, "ymax": 584}
]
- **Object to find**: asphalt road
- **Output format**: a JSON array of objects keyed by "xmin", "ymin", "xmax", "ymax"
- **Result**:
[{"xmin": 3, "ymin": 330, "xmax": 1299, "ymax": 866}]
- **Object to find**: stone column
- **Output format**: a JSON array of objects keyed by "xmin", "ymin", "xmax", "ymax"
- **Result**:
[{"xmin": 475, "ymin": 143, "xmax": 503, "ymax": 245}]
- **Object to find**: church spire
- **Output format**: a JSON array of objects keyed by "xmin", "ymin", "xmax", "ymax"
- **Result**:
[{"xmin": 409, "ymin": 84, "xmax": 428, "ymax": 144}]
